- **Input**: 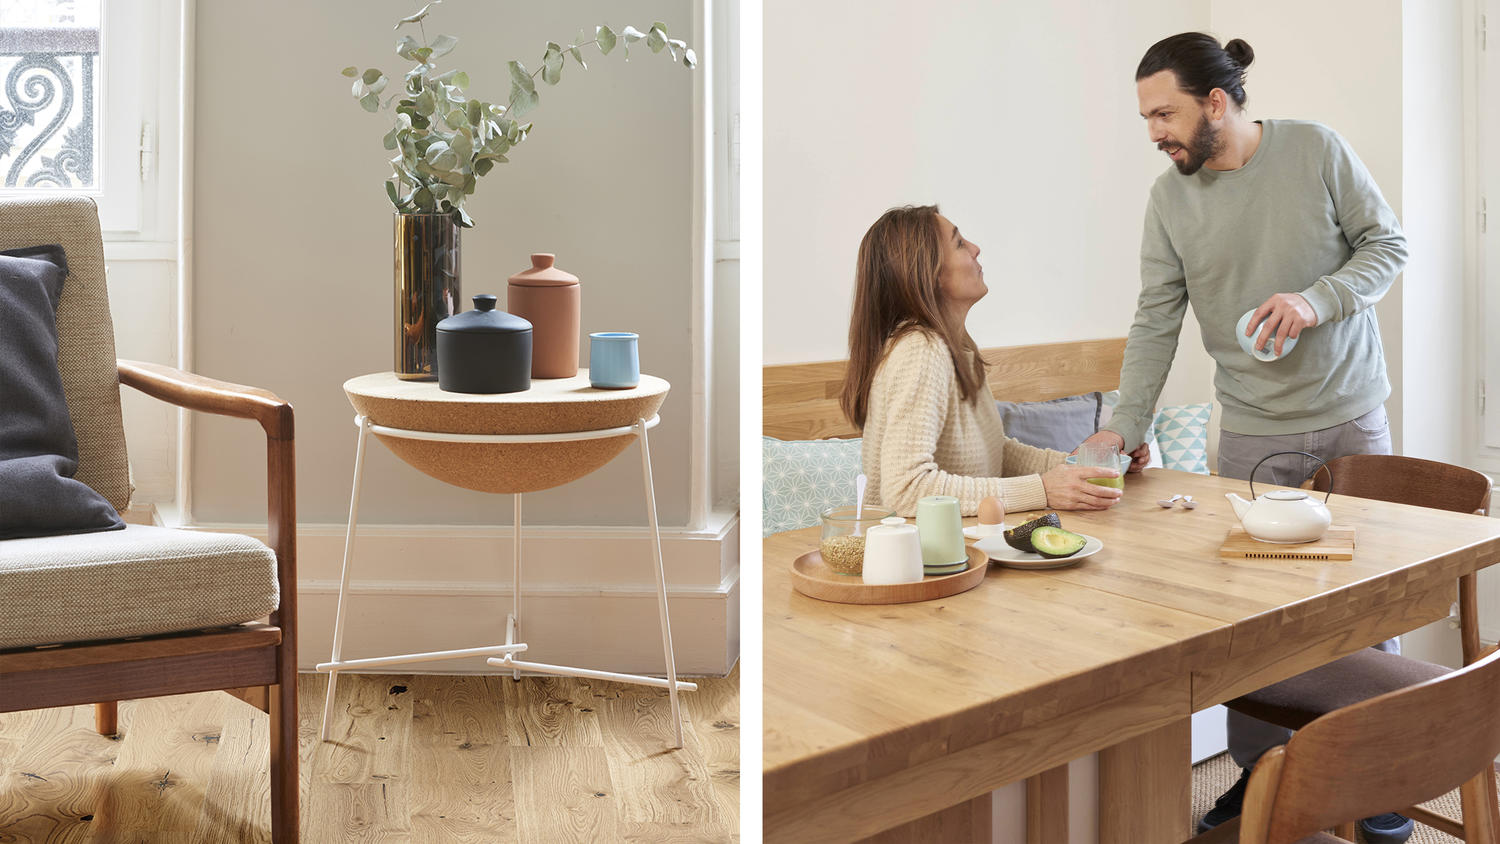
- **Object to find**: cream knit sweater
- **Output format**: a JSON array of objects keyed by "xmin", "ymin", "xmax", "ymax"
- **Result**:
[{"xmin": 861, "ymin": 330, "xmax": 1063, "ymax": 517}]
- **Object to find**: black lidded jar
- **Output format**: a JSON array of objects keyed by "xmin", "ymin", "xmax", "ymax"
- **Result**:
[{"xmin": 436, "ymin": 295, "xmax": 533, "ymax": 394}]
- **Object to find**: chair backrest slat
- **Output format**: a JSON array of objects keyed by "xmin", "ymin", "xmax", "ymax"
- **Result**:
[
  {"xmin": 1264, "ymin": 648, "xmax": 1500, "ymax": 843},
  {"xmin": 0, "ymin": 196, "xmax": 130, "ymax": 511},
  {"xmin": 1308, "ymin": 454, "xmax": 1491, "ymax": 516}
]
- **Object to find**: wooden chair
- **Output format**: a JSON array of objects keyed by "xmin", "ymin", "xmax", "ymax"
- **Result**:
[
  {"xmin": 0, "ymin": 196, "xmax": 298, "ymax": 841},
  {"xmin": 1190, "ymin": 645, "xmax": 1500, "ymax": 844},
  {"xmin": 1224, "ymin": 453, "xmax": 1497, "ymax": 840},
  {"xmin": 764, "ymin": 336, "xmax": 1127, "ymax": 843}
]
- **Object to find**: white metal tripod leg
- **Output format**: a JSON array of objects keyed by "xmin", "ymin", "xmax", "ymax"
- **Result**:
[
  {"xmin": 321, "ymin": 416, "xmax": 372, "ymax": 741},
  {"xmin": 511, "ymin": 493, "xmax": 522, "ymax": 681},
  {"xmin": 636, "ymin": 418, "xmax": 683, "ymax": 748}
]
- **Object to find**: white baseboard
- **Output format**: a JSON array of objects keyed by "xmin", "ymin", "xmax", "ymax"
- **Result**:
[{"xmin": 182, "ymin": 514, "xmax": 740, "ymax": 676}]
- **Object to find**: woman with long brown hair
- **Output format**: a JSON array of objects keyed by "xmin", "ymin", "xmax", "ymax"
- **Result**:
[{"xmin": 840, "ymin": 205, "xmax": 1121, "ymax": 516}]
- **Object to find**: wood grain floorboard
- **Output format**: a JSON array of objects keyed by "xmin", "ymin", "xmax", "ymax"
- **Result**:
[{"xmin": 0, "ymin": 670, "xmax": 738, "ymax": 842}]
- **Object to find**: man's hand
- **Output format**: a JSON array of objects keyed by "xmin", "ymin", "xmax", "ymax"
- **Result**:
[
  {"xmin": 1079, "ymin": 429, "xmax": 1148, "ymax": 474},
  {"xmin": 1248, "ymin": 293, "xmax": 1318, "ymax": 357}
]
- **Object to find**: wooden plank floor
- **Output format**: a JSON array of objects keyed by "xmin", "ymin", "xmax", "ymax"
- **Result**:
[{"xmin": 0, "ymin": 667, "xmax": 739, "ymax": 842}]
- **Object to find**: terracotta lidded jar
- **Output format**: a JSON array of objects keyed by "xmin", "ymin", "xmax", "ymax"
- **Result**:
[{"xmin": 507, "ymin": 253, "xmax": 579, "ymax": 378}]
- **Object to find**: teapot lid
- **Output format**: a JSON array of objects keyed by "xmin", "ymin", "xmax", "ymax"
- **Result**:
[
  {"xmin": 437, "ymin": 295, "xmax": 533, "ymax": 334},
  {"xmin": 1263, "ymin": 489, "xmax": 1309, "ymax": 501}
]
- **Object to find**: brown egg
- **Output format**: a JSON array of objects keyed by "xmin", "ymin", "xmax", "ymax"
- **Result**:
[{"xmin": 977, "ymin": 496, "xmax": 1006, "ymax": 526}]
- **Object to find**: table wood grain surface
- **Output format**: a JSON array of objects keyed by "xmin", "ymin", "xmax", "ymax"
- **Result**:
[{"xmin": 762, "ymin": 468, "xmax": 1500, "ymax": 843}]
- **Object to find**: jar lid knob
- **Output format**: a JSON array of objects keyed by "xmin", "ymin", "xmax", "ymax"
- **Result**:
[
  {"xmin": 472, "ymin": 294, "xmax": 497, "ymax": 311},
  {"xmin": 531, "ymin": 253, "xmax": 555, "ymax": 269}
]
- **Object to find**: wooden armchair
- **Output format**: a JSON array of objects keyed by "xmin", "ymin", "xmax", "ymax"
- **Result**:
[
  {"xmin": 0, "ymin": 196, "xmax": 298, "ymax": 841},
  {"xmin": 1225, "ymin": 453, "xmax": 1497, "ymax": 839},
  {"xmin": 1190, "ymin": 646, "xmax": 1500, "ymax": 844}
]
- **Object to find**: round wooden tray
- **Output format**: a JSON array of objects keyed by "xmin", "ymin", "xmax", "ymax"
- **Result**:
[{"xmin": 789, "ymin": 546, "xmax": 990, "ymax": 605}]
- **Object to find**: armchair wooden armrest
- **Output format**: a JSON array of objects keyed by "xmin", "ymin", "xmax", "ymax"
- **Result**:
[
  {"xmin": 117, "ymin": 359, "xmax": 293, "ymax": 441},
  {"xmin": 113, "ymin": 357, "xmax": 299, "ymax": 840}
]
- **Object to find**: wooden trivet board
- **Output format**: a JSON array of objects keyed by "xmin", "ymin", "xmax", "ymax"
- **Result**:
[{"xmin": 1219, "ymin": 526, "xmax": 1355, "ymax": 560}]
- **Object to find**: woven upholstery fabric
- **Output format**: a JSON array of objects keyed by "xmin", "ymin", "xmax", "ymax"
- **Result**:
[
  {"xmin": 1228, "ymin": 648, "xmax": 1447, "ymax": 730},
  {"xmin": 0, "ymin": 196, "xmax": 129, "ymax": 512},
  {"xmin": 0, "ymin": 525, "xmax": 278, "ymax": 649},
  {"xmin": 762, "ymin": 436, "xmax": 863, "ymax": 536}
]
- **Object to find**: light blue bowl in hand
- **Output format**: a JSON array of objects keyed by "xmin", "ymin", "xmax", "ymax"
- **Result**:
[{"xmin": 1236, "ymin": 309, "xmax": 1297, "ymax": 362}]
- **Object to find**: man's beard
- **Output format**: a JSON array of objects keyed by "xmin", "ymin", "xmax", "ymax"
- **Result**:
[{"xmin": 1162, "ymin": 113, "xmax": 1221, "ymax": 175}]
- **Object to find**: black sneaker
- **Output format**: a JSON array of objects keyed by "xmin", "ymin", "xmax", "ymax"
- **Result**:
[
  {"xmin": 1196, "ymin": 767, "xmax": 1252, "ymax": 833},
  {"xmin": 1358, "ymin": 813, "xmax": 1414, "ymax": 844}
]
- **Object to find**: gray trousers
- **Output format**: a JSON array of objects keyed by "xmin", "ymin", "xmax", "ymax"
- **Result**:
[{"xmin": 1216, "ymin": 404, "xmax": 1395, "ymax": 769}]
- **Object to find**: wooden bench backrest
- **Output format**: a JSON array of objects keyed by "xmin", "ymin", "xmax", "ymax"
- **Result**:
[{"xmin": 763, "ymin": 337, "xmax": 1128, "ymax": 440}]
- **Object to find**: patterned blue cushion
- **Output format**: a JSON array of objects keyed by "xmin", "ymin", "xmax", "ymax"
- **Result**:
[
  {"xmin": 1153, "ymin": 403, "xmax": 1212, "ymax": 474},
  {"xmin": 762, "ymin": 436, "xmax": 863, "ymax": 536}
]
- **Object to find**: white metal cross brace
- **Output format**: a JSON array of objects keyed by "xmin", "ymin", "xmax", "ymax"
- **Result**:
[{"xmin": 317, "ymin": 413, "xmax": 696, "ymax": 748}]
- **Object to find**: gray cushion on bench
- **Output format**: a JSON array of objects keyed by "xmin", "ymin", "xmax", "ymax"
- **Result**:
[{"xmin": 0, "ymin": 524, "xmax": 279, "ymax": 649}]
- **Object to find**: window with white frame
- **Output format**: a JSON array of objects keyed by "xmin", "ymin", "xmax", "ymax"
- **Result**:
[{"xmin": 0, "ymin": 0, "xmax": 158, "ymax": 234}]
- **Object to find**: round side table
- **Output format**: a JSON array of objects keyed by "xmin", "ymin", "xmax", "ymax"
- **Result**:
[{"xmin": 317, "ymin": 371, "xmax": 697, "ymax": 748}]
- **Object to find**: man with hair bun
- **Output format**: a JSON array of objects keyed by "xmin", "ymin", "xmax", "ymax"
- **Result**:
[{"xmin": 1080, "ymin": 31, "xmax": 1411, "ymax": 844}]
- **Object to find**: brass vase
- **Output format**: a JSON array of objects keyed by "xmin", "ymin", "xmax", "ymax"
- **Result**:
[{"xmin": 394, "ymin": 213, "xmax": 460, "ymax": 380}]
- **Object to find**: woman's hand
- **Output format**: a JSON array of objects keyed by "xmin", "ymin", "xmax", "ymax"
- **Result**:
[{"xmin": 1041, "ymin": 463, "xmax": 1123, "ymax": 510}]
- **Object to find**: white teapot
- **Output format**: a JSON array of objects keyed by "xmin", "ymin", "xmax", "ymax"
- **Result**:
[{"xmin": 1224, "ymin": 451, "xmax": 1333, "ymax": 544}]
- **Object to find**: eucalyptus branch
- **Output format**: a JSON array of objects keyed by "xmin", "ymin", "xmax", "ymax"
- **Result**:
[{"xmin": 344, "ymin": 6, "xmax": 695, "ymax": 228}]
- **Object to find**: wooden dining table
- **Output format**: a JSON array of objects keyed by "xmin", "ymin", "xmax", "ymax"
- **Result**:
[{"xmin": 762, "ymin": 468, "xmax": 1500, "ymax": 843}]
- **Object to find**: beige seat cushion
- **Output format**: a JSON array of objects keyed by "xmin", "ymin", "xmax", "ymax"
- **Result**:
[{"xmin": 0, "ymin": 525, "xmax": 278, "ymax": 649}]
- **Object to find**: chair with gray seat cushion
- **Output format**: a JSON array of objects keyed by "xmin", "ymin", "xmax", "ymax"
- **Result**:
[
  {"xmin": 1223, "ymin": 453, "xmax": 1497, "ymax": 840},
  {"xmin": 1191, "ymin": 646, "xmax": 1500, "ymax": 844},
  {"xmin": 0, "ymin": 195, "xmax": 298, "ymax": 842}
]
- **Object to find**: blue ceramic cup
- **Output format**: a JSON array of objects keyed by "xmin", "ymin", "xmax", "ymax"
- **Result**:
[{"xmin": 589, "ymin": 332, "xmax": 640, "ymax": 389}]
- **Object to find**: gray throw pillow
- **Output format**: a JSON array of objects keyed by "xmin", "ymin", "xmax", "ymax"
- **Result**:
[
  {"xmin": 994, "ymin": 392, "xmax": 1102, "ymax": 452},
  {"xmin": 0, "ymin": 244, "xmax": 125, "ymax": 539}
]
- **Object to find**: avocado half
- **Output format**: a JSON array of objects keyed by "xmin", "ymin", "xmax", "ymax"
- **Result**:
[
  {"xmin": 1029, "ymin": 526, "xmax": 1088, "ymax": 559},
  {"xmin": 1002, "ymin": 512, "xmax": 1062, "ymax": 553}
]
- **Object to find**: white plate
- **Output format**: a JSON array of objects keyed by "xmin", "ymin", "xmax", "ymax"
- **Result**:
[
  {"xmin": 975, "ymin": 533, "xmax": 1104, "ymax": 570},
  {"xmin": 963, "ymin": 523, "xmax": 1009, "ymax": 539}
]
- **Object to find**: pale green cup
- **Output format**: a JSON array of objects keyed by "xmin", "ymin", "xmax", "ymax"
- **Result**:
[{"xmin": 915, "ymin": 495, "xmax": 966, "ymax": 566}]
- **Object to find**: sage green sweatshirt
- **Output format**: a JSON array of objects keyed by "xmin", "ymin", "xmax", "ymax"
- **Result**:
[{"xmin": 1101, "ymin": 119, "xmax": 1407, "ymax": 450}]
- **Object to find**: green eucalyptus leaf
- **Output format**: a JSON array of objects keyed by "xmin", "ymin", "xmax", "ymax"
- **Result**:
[
  {"xmin": 360, "ymin": 93, "xmax": 380, "ymax": 112},
  {"xmin": 682, "ymin": 47, "xmax": 697, "ymax": 68},
  {"xmin": 413, "ymin": 46, "xmax": 433, "ymax": 63},
  {"xmin": 395, "ymin": 2, "xmax": 437, "ymax": 28},
  {"xmin": 508, "ymin": 61, "xmax": 535, "ymax": 94},
  {"xmin": 341, "ymin": 66, "xmax": 358, "ymax": 77},
  {"xmin": 385, "ymin": 180, "xmax": 400, "ymax": 203},
  {"xmin": 414, "ymin": 187, "xmax": 434, "ymax": 211},
  {"xmin": 466, "ymin": 100, "xmax": 482, "ymax": 126},
  {"xmin": 647, "ymin": 24, "xmax": 667, "ymax": 53},
  {"xmin": 430, "ymin": 34, "xmax": 458, "ymax": 58},
  {"xmin": 361, "ymin": 68, "xmax": 382, "ymax": 85},
  {"xmin": 622, "ymin": 25, "xmax": 646, "ymax": 43},
  {"xmin": 569, "ymin": 45, "xmax": 587, "ymax": 70},
  {"xmin": 508, "ymin": 89, "xmax": 538, "ymax": 120},
  {"xmin": 456, "ymin": 206, "xmax": 474, "ymax": 228},
  {"xmin": 415, "ymin": 88, "xmax": 436, "ymax": 116},
  {"xmin": 543, "ymin": 44, "xmax": 563, "ymax": 85},
  {"xmin": 474, "ymin": 157, "xmax": 495, "ymax": 176},
  {"xmin": 382, "ymin": 127, "xmax": 400, "ymax": 150},
  {"xmin": 368, "ymin": 75, "xmax": 388, "ymax": 95},
  {"xmin": 396, "ymin": 35, "xmax": 419, "ymax": 59},
  {"xmin": 444, "ymin": 108, "xmax": 464, "ymax": 129},
  {"xmin": 596, "ymin": 25, "xmax": 616, "ymax": 54}
]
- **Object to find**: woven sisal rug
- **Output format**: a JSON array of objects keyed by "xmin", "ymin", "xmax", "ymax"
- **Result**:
[{"xmin": 1195, "ymin": 751, "xmax": 1478, "ymax": 843}]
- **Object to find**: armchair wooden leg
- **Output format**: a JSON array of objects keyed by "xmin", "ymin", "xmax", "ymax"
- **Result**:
[
  {"xmin": 94, "ymin": 701, "xmax": 118, "ymax": 736},
  {"xmin": 269, "ymin": 681, "xmax": 299, "ymax": 842}
]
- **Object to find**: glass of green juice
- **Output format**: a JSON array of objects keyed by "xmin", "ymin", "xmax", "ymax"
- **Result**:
[{"xmin": 1074, "ymin": 443, "xmax": 1125, "ymax": 490}]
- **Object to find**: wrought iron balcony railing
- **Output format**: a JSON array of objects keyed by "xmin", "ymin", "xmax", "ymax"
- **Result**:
[{"xmin": 0, "ymin": 25, "xmax": 98, "ymax": 189}]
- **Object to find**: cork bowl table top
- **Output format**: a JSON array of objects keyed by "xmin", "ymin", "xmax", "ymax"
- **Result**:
[{"xmin": 342, "ymin": 371, "xmax": 670, "ymax": 494}]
